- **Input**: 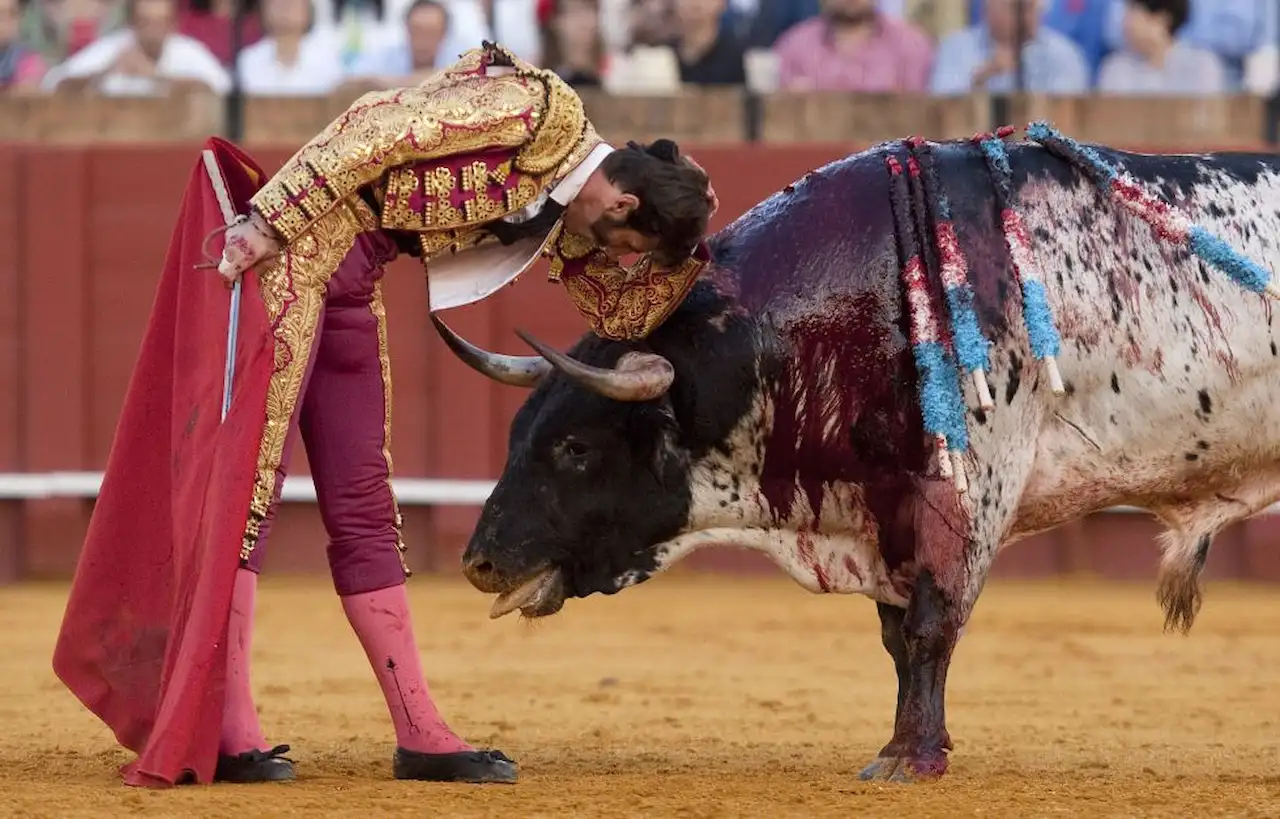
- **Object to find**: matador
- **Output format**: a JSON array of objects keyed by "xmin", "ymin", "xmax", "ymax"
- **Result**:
[{"xmin": 52, "ymin": 41, "xmax": 717, "ymax": 788}]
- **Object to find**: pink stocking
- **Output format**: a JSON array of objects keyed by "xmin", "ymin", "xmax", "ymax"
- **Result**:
[
  {"xmin": 341, "ymin": 585, "xmax": 471, "ymax": 754},
  {"xmin": 220, "ymin": 568, "xmax": 268, "ymax": 755}
]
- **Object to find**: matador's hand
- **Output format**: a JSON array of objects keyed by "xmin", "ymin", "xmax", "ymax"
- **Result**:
[{"xmin": 217, "ymin": 211, "xmax": 282, "ymax": 286}]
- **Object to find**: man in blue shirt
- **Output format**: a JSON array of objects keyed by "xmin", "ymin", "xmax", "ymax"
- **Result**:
[
  {"xmin": 934, "ymin": 0, "xmax": 1091, "ymax": 94},
  {"xmin": 969, "ymin": 0, "xmax": 1112, "ymax": 76}
]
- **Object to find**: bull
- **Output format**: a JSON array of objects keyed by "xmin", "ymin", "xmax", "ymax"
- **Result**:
[{"xmin": 432, "ymin": 126, "xmax": 1280, "ymax": 782}]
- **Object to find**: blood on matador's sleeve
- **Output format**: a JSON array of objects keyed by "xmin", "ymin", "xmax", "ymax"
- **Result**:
[{"xmin": 545, "ymin": 225, "xmax": 712, "ymax": 341}]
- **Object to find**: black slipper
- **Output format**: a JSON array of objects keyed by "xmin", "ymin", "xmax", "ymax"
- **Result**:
[
  {"xmin": 214, "ymin": 744, "xmax": 296, "ymax": 783},
  {"xmin": 392, "ymin": 748, "xmax": 518, "ymax": 783}
]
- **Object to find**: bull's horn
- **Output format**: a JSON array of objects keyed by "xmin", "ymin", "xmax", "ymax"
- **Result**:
[
  {"xmin": 431, "ymin": 314, "xmax": 551, "ymax": 388},
  {"xmin": 515, "ymin": 329, "xmax": 674, "ymax": 402}
]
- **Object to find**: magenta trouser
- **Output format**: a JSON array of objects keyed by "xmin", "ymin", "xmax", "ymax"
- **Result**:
[{"xmin": 244, "ymin": 230, "xmax": 409, "ymax": 596}]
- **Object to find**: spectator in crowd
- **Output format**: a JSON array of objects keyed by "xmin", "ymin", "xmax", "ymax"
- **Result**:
[
  {"xmin": 1040, "ymin": 0, "xmax": 1111, "ymax": 78},
  {"xmin": 540, "ymin": 0, "xmax": 605, "ymax": 86},
  {"xmin": 20, "ymin": 0, "xmax": 123, "ymax": 65},
  {"xmin": 672, "ymin": 0, "xmax": 746, "ymax": 84},
  {"xmin": 772, "ymin": 0, "xmax": 934, "ymax": 92},
  {"xmin": 40, "ymin": 0, "xmax": 231, "ymax": 94},
  {"xmin": 440, "ymin": 0, "xmax": 540, "ymax": 65},
  {"xmin": 180, "ymin": 0, "xmax": 264, "ymax": 65},
  {"xmin": 742, "ymin": 0, "xmax": 925, "ymax": 49},
  {"xmin": 967, "ymin": 0, "xmax": 1112, "ymax": 77},
  {"xmin": 1243, "ymin": 2, "xmax": 1280, "ymax": 96},
  {"xmin": 347, "ymin": 0, "xmax": 447, "ymax": 85},
  {"xmin": 901, "ymin": 0, "xmax": 970, "ymax": 40},
  {"xmin": 629, "ymin": 0, "xmax": 677, "ymax": 47},
  {"xmin": 1105, "ymin": 0, "xmax": 1275, "ymax": 88},
  {"xmin": 325, "ymin": 0, "xmax": 396, "ymax": 72},
  {"xmin": 931, "ymin": 0, "xmax": 1090, "ymax": 95},
  {"xmin": 237, "ymin": 0, "xmax": 341, "ymax": 93},
  {"xmin": 1096, "ymin": 0, "xmax": 1224, "ymax": 94},
  {"xmin": 2, "ymin": 0, "xmax": 48, "ymax": 89}
]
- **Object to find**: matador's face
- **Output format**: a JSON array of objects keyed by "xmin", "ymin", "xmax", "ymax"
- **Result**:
[
  {"xmin": 562, "ymin": 177, "xmax": 660, "ymax": 261},
  {"xmin": 587, "ymin": 216, "xmax": 659, "ymax": 262}
]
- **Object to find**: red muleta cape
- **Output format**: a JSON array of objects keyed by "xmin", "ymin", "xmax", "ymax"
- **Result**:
[{"xmin": 52, "ymin": 138, "xmax": 273, "ymax": 787}]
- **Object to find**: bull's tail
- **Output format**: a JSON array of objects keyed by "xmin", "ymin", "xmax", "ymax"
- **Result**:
[{"xmin": 1155, "ymin": 530, "xmax": 1212, "ymax": 634}]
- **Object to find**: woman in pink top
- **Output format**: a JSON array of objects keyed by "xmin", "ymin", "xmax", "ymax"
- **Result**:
[{"xmin": 1, "ymin": 0, "xmax": 48, "ymax": 89}]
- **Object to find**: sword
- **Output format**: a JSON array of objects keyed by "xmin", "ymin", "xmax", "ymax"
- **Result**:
[{"xmin": 201, "ymin": 149, "xmax": 242, "ymax": 423}]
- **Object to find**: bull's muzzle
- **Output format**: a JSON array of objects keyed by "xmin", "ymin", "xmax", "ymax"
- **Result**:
[
  {"xmin": 461, "ymin": 548, "xmax": 566, "ymax": 619},
  {"xmin": 461, "ymin": 549, "xmax": 505, "ymax": 594},
  {"xmin": 430, "ymin": 314, "xmax": 675, "ymax": 402}
]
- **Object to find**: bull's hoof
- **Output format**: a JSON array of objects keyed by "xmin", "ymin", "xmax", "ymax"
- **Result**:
[
  {"xmin": 392, "ymin": 748, "xmax": 518, "ymax": 784},
  {"xmin": 856, "ymin": 753, "xmax": 948, "ymax": 783}
]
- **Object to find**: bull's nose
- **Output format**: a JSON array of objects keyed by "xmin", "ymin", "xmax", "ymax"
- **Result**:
[{"xmin": 462, "ymin": 550, "xmax": 504, "ymax": 593}]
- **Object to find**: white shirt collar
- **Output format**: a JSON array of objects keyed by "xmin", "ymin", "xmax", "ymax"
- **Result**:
[{"xmin": 549, "ymin": 143, "xmax": 615, "ymax": 206}]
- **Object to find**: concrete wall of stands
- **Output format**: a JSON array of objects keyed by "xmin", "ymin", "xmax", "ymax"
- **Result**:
[{"xmin": 2, "ymin": 92, "xmax": 1279, "ymax": 584}]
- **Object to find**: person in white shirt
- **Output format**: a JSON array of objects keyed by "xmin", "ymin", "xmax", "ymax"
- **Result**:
[
  {"xmin": 346, "ymin": 0, "xmax": 449, "ymax": 84},
  {"xmin": 1097, "ymin": 0, "xmax": 1226, "ymax": 95},
  {"xmin": 438, "ymin": 0, "xmax": 539, "ymax": 65},
  {"xmin": 236, "ymin": 0, "xmax": 344, "ymax": 95},
  {"xmin": 41, "ymin": 0, "xmax": 230, "ymax": 95}
]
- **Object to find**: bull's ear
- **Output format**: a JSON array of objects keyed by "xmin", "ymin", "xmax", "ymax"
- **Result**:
[
  {"xmin": 649, "ymin": 398, "xmax": 687, "ymax": 482},
  {"xmin": 655, "ymin": 400, "xmax": 678, "ymax": 429}
]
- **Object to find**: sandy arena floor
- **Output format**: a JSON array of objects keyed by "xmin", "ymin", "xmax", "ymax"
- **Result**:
[{"xmin": 2, "ymin": 573, "xmax": 1280, "ymax": 818}]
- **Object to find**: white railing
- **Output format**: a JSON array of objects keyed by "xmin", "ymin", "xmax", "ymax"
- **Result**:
[
  {"xmin": 1, "ymin": 473, "xmax": 1277, "ymax": 516},
  {"xmin": 0, "ymin": 472, "xmax": 496, "ymax": 504}
]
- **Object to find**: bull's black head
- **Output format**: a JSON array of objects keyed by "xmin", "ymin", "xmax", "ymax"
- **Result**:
[{"xmin": 433, "ymin": 280, "xmax": 761, "ymax": 619}]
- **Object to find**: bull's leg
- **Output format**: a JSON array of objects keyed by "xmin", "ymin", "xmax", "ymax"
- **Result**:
[
  {"xmin": 875, "ymin": 602, "xmax": 909, "ymax": 725},
  {"xmin": 858, "ymin": 569, "xmax": 960, "ymax": 782}
]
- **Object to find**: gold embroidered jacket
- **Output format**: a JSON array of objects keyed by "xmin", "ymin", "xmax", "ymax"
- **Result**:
[{"xmin": 248, "ymin": 43, "xmax": 708, "ymax": 341}]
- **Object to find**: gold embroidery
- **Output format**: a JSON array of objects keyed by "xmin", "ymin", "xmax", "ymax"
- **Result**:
[
  {"xmin": 250, "ymin": 41, "xmax": 599, "ymax": 245},
  {"xmin": 432, "ymin": 171, "xmax": 464, "ymax": 228},
  {"xmin": 544, "ymin": 223, "xmax": 568, "ymax": 282},
  {"xmin": 545, "ymin": 223, "xmax": 596, "ymax": 283},
  {"xmin": 460, "ymin": 160, "xmax": 487, "ymax": 191},
  {"xmin": 548, "ymin": 121, "xmax": 603, "ymax": 188},
  {"xmin": 489, "ymin": 159, "xmax": 512, "ymax": 186},
  {"xmin": 240, "ymin": 199, "xmax": 378, "ymax": 561},
  {"xmin": 425, "ymin": 166, "xmax": 454, "ymax": 197},
  {"xmin": 558, "ymin": 228, "xmax": 596, "ymax": 260},
  {"xmin": 384, "ymin": 168, "xmax": 420, "ymax": 229},
  {"xmin": 299, "ymin": 186, "xmax": 334, "ymax": 223},
  {"xmin": 419, "ymin": 231, "xmax": 459, "ymax": 258},
  {"xmin": 251, "ymin": 77, "xmax": 544, "ymax": 243},
  {"xmin": 369, "ymin": 281, "xmax": 411, "ymax": 578},
  {"xmin": 556, "ymin": 249, "xmax": 709, "ymax": 341},
  {"xmin": 514, "ymin": 67, "xmax": 586, "ymax": 176},
  {"xmin": 386, "ymin": 157, "xmax": 526, "ymax": 232}
]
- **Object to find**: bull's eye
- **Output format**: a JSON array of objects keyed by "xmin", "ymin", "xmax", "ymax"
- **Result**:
[{"xmin": 554, "ymin": 437, "xmax": 591, "ymax": 472}]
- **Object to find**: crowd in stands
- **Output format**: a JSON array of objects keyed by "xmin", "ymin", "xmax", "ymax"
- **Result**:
[{"xmin": 3, "ymin": 0, "xmax": 1280, "ymax": 98}]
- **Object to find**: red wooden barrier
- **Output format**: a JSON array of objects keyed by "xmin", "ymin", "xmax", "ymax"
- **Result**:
[{"xmin": 2, "ymin": 142, "xmax": 1279, "ymax": 584}]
